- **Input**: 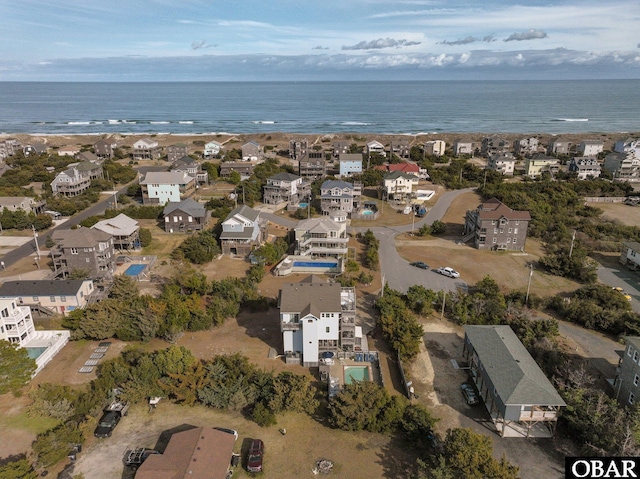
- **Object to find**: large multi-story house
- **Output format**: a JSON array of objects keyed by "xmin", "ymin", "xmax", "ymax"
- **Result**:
[
  {"xmin": 75, "ymin": 151, "xmax": 100, "ymax": 164},
  {"xmin": 278, "ymin": 276, "xmax": 358, "ymax": 367},
  {"xmin": 514, "ymin": 137, "xmax": 539, "ymax": 157},
  {"xmin": 389, "ymin": 139, "xmax": 410, "ymax": 160},
  {"xmin": 289, "ymin": 139, "xmax": 308, "ymax": 161},
  {"xmin": 463, "ymin": 198, "xmax": 531, "ymax": 251},
  {"xmin": 374, "ymin": 162, "xmax": 421, "ymax": 177},
  {"xmin": 333, "ymin": 140, "xmax": 350, "ymax": 159},
  {"xmin": 219, "ymin": 205, "xmax": 265, "ymax": 256},
  {"xmin": 569, "ymin": 157, "xmax": 602, "ymax": 180},
  {"xmin": 51, "ymin": 228, "xmax": 115, "ymax": 280},
  {"xmin": 220, "ymin": 162, "xmax": 255, "ymax": 179},
  {"xmin": 423, "ymin": 140, "xmax": 446, "ymax": 157},
  {"xmin": 163, "ymin": 198, "xmax": 209, "ymax": 233},
  {"xmin": 547, "ymin": 139, "xmax": 571, "ymax": 156},
  {"xmin": 166, "ymin": 143, "xmax": 189, "ymax": 163},
  {"xmin": 487, "ymin": 153, "xmax": 517, "ymax": 175},
  {"xmin": 294, "ymin": 218, "xmax": 348, "ymax": 258},
  {"xmin": 603, "ymin": 151, "xmax": 640, "ymax": 182},
  {"xmin": 241, "ymin": 141, "xmax": 264, "ymax": 161},
  {"xmin": 614, "ymin": 138, "xmax": 640, "ymax": 157},
  {"xmin": 172, "ymin": 156, "xmax": 208, "ymax": 184},
  {"xmin": 50, "ymin": 165, "xmax": 93, "ymax": 197},
  {"xmin": 203, "ymin": 140, "xmax": 222, "ymax": 159},
  {"xmin": 0, "ymin": 298, "xmax": 35, "ymax": 346},
  {"xmin": 481, "ymin": 136, "xmax": 511, "ymax": 157},
  {"xmin": 382, "ymin": 171, "xmax": 419, "ymax": 201},
  {"xmin": 132, "ymin": 138, "xmax": 162, "ymax": 160},
  {"xmin": 93, "ymin": 139, "xmax": 118, "ymax": 160},
  {"xmin": 299, "ymin": 151, "xmax": 326, "ymax": 179},
  {"xmin": 58, "ymin": 145, "xmax": 80, "ymax": 157},
  {"xmin": 613, "ymin": 337, "xmax": 640, "ymax": 406},
  {"xmin": 74, "ymin": 160, "xmax": 104, "ymax": 181},
  {"xmin": 320, "ymin": 180, "xmax": 361, "ymax": 215},
  {"xmin": 91, "ymin": 213, "xmax": 140, "ymax": 250},
  {"xmin": 366, "ymin": 140, "xmax": 386, "ymax": 158},
  {"xmin": 524, "ymin": 154, "xmax": 559, "ymax": 178},
  {"xmin": 139, "ymin": 171, "xmax": 196, "ymax": 205},
  {"xmin": 577, "ymin": 140, "xmax": 604, "ymax": 158},
  {"xmin": 0, "ymin": 138, "xmax": 20, "ymax": 160},
  {"xmin": 463, "ymin": 325, "xmax": 565, "ymax": 437},
  {"xmin": 453, "ymin": 139, "xmax": 474, "ymax": 157},
  {"xmin": 0, "ymin": 279, "xmax": 95, "ymax": 316},
  {"xmin": 338, "ymin": 154, "xmax": 363, "ymax": 177},
  {"xmin": 262, "ymin": 172, "xmax": 310, "ymax": 207}
]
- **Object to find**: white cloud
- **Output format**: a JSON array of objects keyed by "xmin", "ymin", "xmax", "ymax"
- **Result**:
[
  {"xmin": 504, "ymin": 29, "xmax": 548, "ymax": 42},
  {"xmin": 342, "ymin": 38, "xmax": 422, "ymax": 50}
]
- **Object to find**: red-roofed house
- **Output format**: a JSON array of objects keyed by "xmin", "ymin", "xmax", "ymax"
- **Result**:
[
  {"xmin": 374, "ymin": 162, "xmax": 420, "ymax": 176},
  {"xmin": 136, "ymin": 427, "xmax": 235, "ymax": 479},
  {"xmin": 463, "ymin": 198, "xmax": 531, "ymax": 251}
]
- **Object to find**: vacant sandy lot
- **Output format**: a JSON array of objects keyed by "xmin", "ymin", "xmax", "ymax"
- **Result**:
[{"xmin": 593, "ymin": 201, "xmax": 640, "ymax": 227}]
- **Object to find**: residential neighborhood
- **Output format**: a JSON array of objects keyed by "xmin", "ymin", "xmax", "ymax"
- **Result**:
[{"xmin": 1, "ymin": 131, "xmax": 640, "ymax": 479}]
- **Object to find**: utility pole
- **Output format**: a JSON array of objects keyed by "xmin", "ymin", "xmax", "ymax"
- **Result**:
[
  {"xmin": 569, "ymin": 230, "xmax": 576, "ymax": 258},
  {"xmin": 440, "ymin": 291, "xmax": 446, "ymax": 320},
  {"xmin": 113, "ymin": 182, "xmax": 118, "ymax": 209},
  {"xmin": 32, "ymin": 225, "xmax": 40, "ymax": 260},
  {"xmin": 525, "ymin": 264, "xmax": 534, "ymax": 307},
  {"xmin": 411, "ymin": 210, "xmax": 415, "ymax": 235}
]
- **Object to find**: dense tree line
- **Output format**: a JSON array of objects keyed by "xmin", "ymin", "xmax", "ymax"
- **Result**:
[
  {"xmin": 361, "ymin": 229, "xmax": 379, "ymax": 270},
  {"xmin": 0, "ymin": 208, "xmax": 52, "ymax": 231},
  {"xmin": 63, "ymin": 267, "xmax": 267, "ymax": 342}
]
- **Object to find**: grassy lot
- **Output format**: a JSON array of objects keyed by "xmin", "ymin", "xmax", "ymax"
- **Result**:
[{"xmin": 591, "ymin": 201, "xmax": 640, "ymax": 227}]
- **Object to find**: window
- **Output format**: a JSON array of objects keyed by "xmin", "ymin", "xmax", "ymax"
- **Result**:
[
  {"xmin": 32, "ymin": 296, "xmax": 39, "ymax": 302},
  {"xmin": 634, "ymin": 350, "xmax": 639, "ymax": 362},
  {"xmin": 513, "ymin": 238, "xmax": 517, "ymax": 244},
  {"xmin": 50, "ymin": 296, "xmax": 55, "ymax": 302},
  {"xmin": 493, "ymin": 238, "xmax": 497, "ymax": 244},
  {"xmin": 514, "ymin": 228, "xmax": 519, "ymax": 234},
  {"xmin": 507, "ymin": 238, "xmax": 511, "ymax": 243},
  {"xmin": 70, "ymin": 247, "xmax": 78, "ymax": 255},
  {"xmin": 629, "ymin": 345, "xmax": 634, "ymax": 357},
  {"xmin": 630, "ymin": 392, "xmax": 635, "ymax": 405},
  {"xmin": 634, "ymin": 375, "xmax": 639, "ymax": 387},
  {"xmin": 508, "ymin": 228, "xmax": 512, "ymax": 233},
  {"xmin": 515, "ymin": 220, "xmax": 520, "ymax": 225},
  {"xmin": 494, "ymin": 229, "xmax": 498, "ymax": 234},
  {"xmin": 61, "ymin": 296, "xmax": 66, "ymax": 302},
  {"xmin": 326, "ymin": 327, "xmax": 330, "ymax": 333}
]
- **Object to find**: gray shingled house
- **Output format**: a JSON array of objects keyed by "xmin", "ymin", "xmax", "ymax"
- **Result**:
[
  {"xmin": 51, "ymin": 229, "xmax": 115, "ymax": 280},
  {"xmin": 163, "ymin": 198, "xmax": 209, "ymax": 233},
  {"xmin": 463, "ymin": 325, "xmax": 565, "ymax": 438}
]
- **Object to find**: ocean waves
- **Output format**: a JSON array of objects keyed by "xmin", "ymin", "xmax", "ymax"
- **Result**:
[{"xmin": 1, "ymin": 80, "xmax": 639, "ymax": 135}]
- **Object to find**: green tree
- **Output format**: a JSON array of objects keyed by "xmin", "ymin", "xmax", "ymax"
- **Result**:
[
  {"xmin": 139, "ymin": 228, "xmax": 152, "ymax": 247},
  {"xmin": 0, "ymin": 457, "xmax": 38, "ymax": 479},
  {"xmin": 329, "ymin": 380, "xmax": 406, "ymax": 432},
  {"xmin": 0, "ymin": 341, "xmax": 37, "ymax": 395},
  {"xmin": 268, "ymin": 372, "xmax": 319, "ymax": 414},
  {"xmin": 228, "ymin": 170, "xmax": 241, "ymax": 185}
]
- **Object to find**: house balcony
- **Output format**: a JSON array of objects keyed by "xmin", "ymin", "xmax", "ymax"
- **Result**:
[
  {"xmin": 518, "ymin": 407, "xmax": 560, "ymax": 422},
  {"xmin": 281, "ymin": 321, "xmax": 301, "ymax": 331},
  {"xmin": 299, "ymin": 246, "xmax": 349, "ymax": 256}
]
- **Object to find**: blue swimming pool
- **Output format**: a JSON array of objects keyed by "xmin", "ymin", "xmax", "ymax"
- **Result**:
[
  {"xmin": 298, "ymin": 202, "xmax": 309, "ymax": 208},
  {"xmin": 125, "ymin": 264, "xmax": 146, "ymax": 276},
  {"xmin": 293, "ymin": 261, "xmax": 338, "ymax": 268},
  {"xmin": 26, "ymin": 346, "xmax": 47, "ymax": 360},
  {"xmin": 362, "ymin": 210, "xmax": 374, "ymax": 215}
]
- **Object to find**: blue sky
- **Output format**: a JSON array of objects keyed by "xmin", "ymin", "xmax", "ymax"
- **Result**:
[{"xmin": 1, "ymin": 0, "xmax": 639, "ymax": 81}]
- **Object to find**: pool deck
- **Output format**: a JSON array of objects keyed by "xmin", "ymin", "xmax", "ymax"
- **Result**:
[{"xmin": 321, "ymin": 357, "xmax": 383, "ymax": 390}]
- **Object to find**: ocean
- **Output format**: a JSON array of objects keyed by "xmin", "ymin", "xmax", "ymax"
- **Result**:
[{"xmin": 1, "ymin": 80, "xmax": 639, "ymax": 136}]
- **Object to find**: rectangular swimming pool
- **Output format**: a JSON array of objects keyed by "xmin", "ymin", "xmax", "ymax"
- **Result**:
[
  {"xmin": 26, "ymin": 346, "xmax": 48, "ymax": 360},
  {"xmin": 344, "ymin": 366, "xmax": 371, "ymax": 385},
  {"xmin": 125, "ymin": 264, "xmax": 146, "ymax": 276},
  {"xmin": 293, "ymin": 262, "xmax": 338, "ymax": 268}
]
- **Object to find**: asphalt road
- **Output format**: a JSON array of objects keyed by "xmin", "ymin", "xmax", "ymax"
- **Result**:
[
  {"xmin": 350, "ymin": 188, "xmax": 475, "ymax": 294},
  {"xmin": 597, "ymin": 260, "xmax": 640, "ymax": 313},
  {"xmin": 1, "ymin": 166, "xmax": 165, "ymax": 269}
]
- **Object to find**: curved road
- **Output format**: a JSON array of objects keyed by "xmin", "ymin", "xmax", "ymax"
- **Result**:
[{"xmin": 351, "ymin": 188, "xmax": 474, "ymax": 294}]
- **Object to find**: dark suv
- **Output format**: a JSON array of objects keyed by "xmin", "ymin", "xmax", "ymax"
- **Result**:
[{"xmin": 247, "ymin": 439, "xmax": 265, "ymax": 473}]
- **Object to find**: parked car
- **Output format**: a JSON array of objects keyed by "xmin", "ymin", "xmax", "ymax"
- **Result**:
[
  {"xmin": 461, "ymin": 383, "xmax": 479, "ymax": 405},
  {"xmin": 214, "ymin": 427, "xmax": 238, "ymax": 441},
  {"xmin": 613, "ymin": 287, "xmax": 632, "ymax": 302},
  {"xmin": 410, "ymin": 261, "xmax": 429, "ymax": 270},
  {"xmin": 437, "ymin": 266, "xmax": 460, "ymax": 278},
  {"xmin": 247, "ymin": 438, "xmax": 265, "ymax": 473},
  {"xmin": 94, "ymin": 400, "xmax": 129, "ymax": 438}
]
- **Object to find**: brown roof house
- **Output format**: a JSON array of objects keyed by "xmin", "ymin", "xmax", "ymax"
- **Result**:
[
  {"xmin": 51, "ymin": 228, "xmax": 115, "ymax": 280},
  {"xmin": 136, "ymin": 427, "xmax": 235, "ymax": 479},
  {"xmin": 219, "ymin": 205, "xmax": 265, "ymax": 256},
  {"xmin": 463, "ymin": 198, "xmax": 531, "ymax": 251},
  {"xmin": 163, "ymin": 198, "xmax": 209, "ymax": 233},
  {"xmin": 93, "ymin": 138, "xmax": 118, "ymax": 160}
]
